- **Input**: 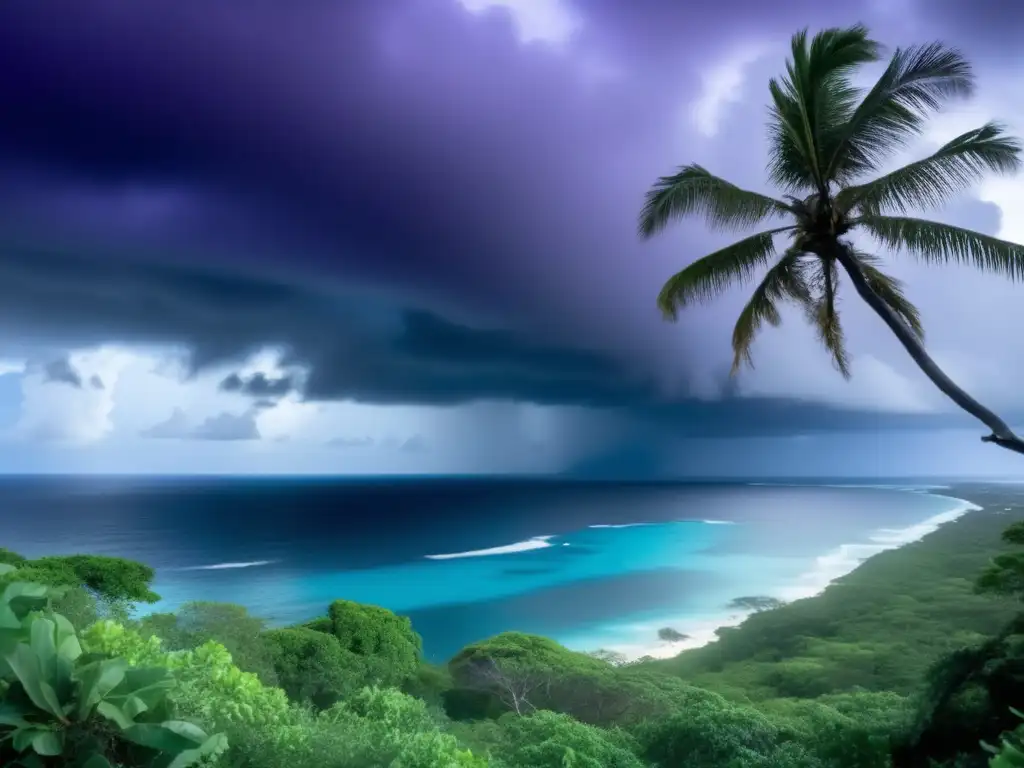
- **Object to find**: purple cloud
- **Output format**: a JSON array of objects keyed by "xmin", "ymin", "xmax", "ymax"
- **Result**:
[{"xmin": 0, "ymin": 0, "xmax": 1022, "ymax": 442}]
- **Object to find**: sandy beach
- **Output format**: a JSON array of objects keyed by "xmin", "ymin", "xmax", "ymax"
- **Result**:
[{"xmin": 582, "ymin": 492, "xmax": 983, "ymax": 661}]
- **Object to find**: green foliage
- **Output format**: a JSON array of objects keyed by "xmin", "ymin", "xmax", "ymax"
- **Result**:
[
  {"xmin": 0, "ymin": 579, "xmax": 225, "ymax": 767},
  {"xmin": 633, "ymin": 702, "xmax": 816, "ymax": 768},
  {"xmin": 448, "ymin": 632, "xmax": 621, "ymax": 721},
  {"xmin": 976, "ymin": 523, "xmax": 1024, "ymax": 601},
  {"xmin": 0, "ymin": 548, "xmax": 27, "ymax": 567},
  {"xmin": 482, "ymin": 710, "xmax": 643, "ymax": 768},
  {"xmin": 322, "ymin": 599, "xmax": 422, "ymax": 688},
  {"xmin": 81, "ymin": 621, "xmax": 296, "ymax": 735},
  {"xmin": 228, "ymin": 687, "xmax": 488, "ymax": 768},
  {"xmin": 0, "ymin": 554, "xmax": 159, "ymax": 608},
  {"xmin": 645, "ymin": 507, "xmax": 1021, "ymax": 700},
  {"xmin": 729, "ymin": 595, "xmax": 787, "ymax": 613},
  {"xmin": 262, "ymin": 627, "xmax": 355, "ymax": 709},
  {"xmin": 986, "ymin": 708, "xmax": 1024, "ymax": 767},
  {"xmin": 138, "ymin": 602, "xmax": 278, "ymax": 686}
]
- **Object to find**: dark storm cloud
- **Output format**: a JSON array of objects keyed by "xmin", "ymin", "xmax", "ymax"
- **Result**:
[
  {"xmin": 42, "ymin": 358, "xmax": 82, "ymax": 389},
  {"xmin": 0, "ymin": 0, "xmax": 869, "ymax": 336},
  {"xmin": 219, "ymin": 372, "xmax": 295, "ymax": 398},
  {"xmin": 0, "ymin": 244, "xmax": 654, "ymax": 407},
  {"xmin": 0, "ymin": 0, "xmax": 1015, "ymax": 440}
]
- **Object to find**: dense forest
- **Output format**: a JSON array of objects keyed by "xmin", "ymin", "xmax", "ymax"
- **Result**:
[{"xmin": 2, "ymin": 487, "xmax": 1024, "ymax": 766}]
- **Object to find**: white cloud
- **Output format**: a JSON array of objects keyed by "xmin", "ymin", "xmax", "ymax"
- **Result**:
[
  {"xmin": 0, "ymin": 342, "xmax": 599, "ymax": 473},
  {"xmin": 0, "ymin": 359, "xmax": 26, "ymax": 377},
  {"xmin": 690, "ymin": 42, "xmax": 772, "ymax": 138},
  {"xmin": 13, "ymin": 346, "xmax": 136, "ymax": 444},
  {"xmin": 457, "ymin": 0, "xmax": 581, "ymax": 45}
]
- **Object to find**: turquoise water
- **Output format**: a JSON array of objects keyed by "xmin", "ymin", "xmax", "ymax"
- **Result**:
[{"xmin": 0, "ymin": 477, "xmax": 972, "ymax": 661}]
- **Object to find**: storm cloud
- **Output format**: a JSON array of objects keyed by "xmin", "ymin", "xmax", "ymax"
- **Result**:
[{"xmin": 0, "ymin": 0, "xmax": 1023, "ymax": 452}]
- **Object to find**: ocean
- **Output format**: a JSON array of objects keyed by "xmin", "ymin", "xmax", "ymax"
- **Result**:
[{"xmin": 0, "ymin": 476, "xmax": 976, "ymax": 662}]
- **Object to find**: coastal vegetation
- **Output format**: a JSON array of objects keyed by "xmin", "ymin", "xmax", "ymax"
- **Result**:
[
  {"xmin": 3, "ymin": 486, "xmax": 1024, "ymax": 766},
  {"xmin": 639, "ymin": 24, "xmax": 1024, "ymax": 456}
]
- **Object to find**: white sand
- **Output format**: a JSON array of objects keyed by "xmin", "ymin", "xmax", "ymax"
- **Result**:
[{"xmin": 582, "ymin": 494, "xmax": 982, "ymax": 662}]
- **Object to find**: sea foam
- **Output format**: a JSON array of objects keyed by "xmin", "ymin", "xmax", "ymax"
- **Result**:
[
  {"xmin": 179, "ymin": 560, "xmax": 277, "ymax": 571},
  {"xmin": 425, "ymin": 535, "xmax": 555, "ymax": 560}
]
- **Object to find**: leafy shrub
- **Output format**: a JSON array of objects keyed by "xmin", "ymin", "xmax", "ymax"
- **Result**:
[
  {"xmin": 262, "ymin": 626, "xmax": 357, "ymax": 709},
  {"xmin": 0, "ymin": 578, "xmax": 225, "ymax": 767},
  {"xmin": 81, "ymin": 621, "xmax": 300, "ymax": 741},
  {"xmin": 481, "ymin": 710, "xmax": 644, "ymax": 768},
  {"xmin": 138, "ymin": 602, "xmax": 278, "ymax": 686},
  {"xmin": 323, "ymin": 599, "xmax": 422, "ymax": 688}
]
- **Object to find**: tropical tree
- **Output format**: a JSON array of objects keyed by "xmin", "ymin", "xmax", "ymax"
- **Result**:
[{"xmin": 639, "ymin": 24, "xmax": 1024, "ymax": 455}]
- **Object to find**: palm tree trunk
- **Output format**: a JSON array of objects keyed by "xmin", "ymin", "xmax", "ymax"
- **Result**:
[{"xmin": 832, "ymin": 244, "xmax": 1024, "ymax": 456}]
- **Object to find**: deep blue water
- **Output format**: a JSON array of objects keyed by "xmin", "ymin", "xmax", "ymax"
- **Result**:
[{"xmin": 0, "ymin": 476, "xmax": 971, "ymax": 661}]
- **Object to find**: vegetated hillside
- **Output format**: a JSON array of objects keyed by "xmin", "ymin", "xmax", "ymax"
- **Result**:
[{"xmin": 3, "ymin": 485, "xmax": 1024, "ymax": 767}]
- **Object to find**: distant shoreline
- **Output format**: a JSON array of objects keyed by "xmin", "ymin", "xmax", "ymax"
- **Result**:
[{"xmin": 581, "ymin": 489, "xmax": 983, "ymax": 662}]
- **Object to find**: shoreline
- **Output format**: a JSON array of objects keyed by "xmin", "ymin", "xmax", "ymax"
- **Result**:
[{"xmin": 578, "ymin": 490, "xmax": 983, "ymax": 662}]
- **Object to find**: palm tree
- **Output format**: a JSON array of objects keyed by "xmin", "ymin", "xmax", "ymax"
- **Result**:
[{"xmin": 639, "ymin": 25, "xmax": 1024, "ymax": 455}]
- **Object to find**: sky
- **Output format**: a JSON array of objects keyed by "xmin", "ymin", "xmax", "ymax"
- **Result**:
[{"xmin": 0, "ymin": 0, "xmax": 1023, "ymax": 477}]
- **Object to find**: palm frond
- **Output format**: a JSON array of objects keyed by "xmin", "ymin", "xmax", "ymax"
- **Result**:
[
  {"xmin": 860, "ymin": 215, "xmax": 1024, "ymax": 279},
  {"xmin": 767, "ymin": 25, "xmax": 883, "ymax": 192},
  {"xmin": 811, "ymin": 293, "xmax": 852, "ymax": 379},
  {"xmin": 657, "ymin": 227, "xmax": 794, "ymax": 320},
  {"xmin": 731, "ymin": 248, "xmax": 812, "ymax": 374},
  {"xmin": 803, "ymin": 258, "xmax": 852, "ymax": 378},
  {"xmin": 851, "ymin": 251, "xmax": 925, "ymax": 340},
  {"xmin": 837, "ymin": 122, "xmax": 1022, "ymax": 215},
  {"xmin": 638, "ymin": 165, "xmax": 791, "ymax": 238},
  {"xmin": 825, "ymin": 42, "xmax": 974, "ymax": 182}
]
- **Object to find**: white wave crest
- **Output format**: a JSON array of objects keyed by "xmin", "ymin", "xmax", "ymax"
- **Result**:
[
  {"xmin": 180, "ymin": 560, "xmax": 276, "ymax": 571},
  {"xmin": 425, "ymin": 536, "xmax": 555, "ymax": 560}
]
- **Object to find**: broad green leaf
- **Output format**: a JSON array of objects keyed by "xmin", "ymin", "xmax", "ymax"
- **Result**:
[
  {"xmin": 157, "ymin": 720, "xmax": 209, "ymax": 744},
  {"xmin": 122, "ymin": 721, "xmax": 209, "ymax": 752},
  {"xmin": 30, "ymin": 730, "xmax": 61, "ymax": 756},
  {"xmin": 81, "ymin": 755, "xmax": 115, "ymax": 768},
  {"xmin": 13, "ymin": 726, "xmax": 42, "ymax": 751},
  {"xmin": 0, "ymin": 564, "xmax": 16, "ymax": 576},
  {"xmin": 165, "ymin": 732, "xmax": 229, "ymax": 768},
  {"xmin": 0, "ymin": 601, "xmax": 22, "ymax": 630},
  {"xmin": 96, "ymin": 700, "xmax": 134, "ymax": 730},
  {"xmin": 53, "ymin": 615, "xmax": 81, "ymax": 663},
  {"xmin": 4, "ymin": 644, "xmax": 66, "ymax": 720},
  {"xmin": 76, "ymin": 658, "xmax": 128, "ymax": 720},
  {"xmin": 109, "ymin": 666, "xmax": 174, "ymax": 709},
  {"xmin": 29, "ymin": 618, "xmax": 58, "ymax": 688},
  {"xmin": 13, "ymin": 752, "xmax": 46, "ymax": 768},
  {"xmin": 122, "ymin": 694, "xmax": 149, "ymax": 720},
  {"xmin": 0, "ymin": 700, "xmax": 32, "ymax": 728},
  {"xmin": 2, "ymin": 583, "xmax": 50, "ymax": 603}
]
